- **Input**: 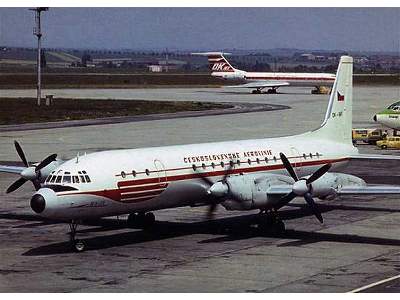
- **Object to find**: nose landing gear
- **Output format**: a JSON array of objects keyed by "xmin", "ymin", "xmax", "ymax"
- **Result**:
[{"xmin": 69, "ymin": 220, "xmax": 85, "ymax": 252}]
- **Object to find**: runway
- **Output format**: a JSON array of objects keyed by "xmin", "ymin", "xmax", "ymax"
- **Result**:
[{"xmin": 1, "ymin": 85, "xmax": 400, "ymax": 292}]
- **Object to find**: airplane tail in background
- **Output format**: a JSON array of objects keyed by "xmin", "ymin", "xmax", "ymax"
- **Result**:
[
  {"xmin": 192, "ymin": 52, "xmax": 236, "ymax": 73},
  {"xmin": 310, "ymin": 56, "xmax": 353, "ymax": 145}
]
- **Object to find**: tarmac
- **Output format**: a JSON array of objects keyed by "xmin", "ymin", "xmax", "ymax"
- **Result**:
[{"xmin": 1, "ymin": 85, "xmax": 400, "ymax": 292}]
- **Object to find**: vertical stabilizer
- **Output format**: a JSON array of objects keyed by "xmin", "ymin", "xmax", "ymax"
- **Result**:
[
  {"xmin": 311, "ymin": 56, "xmax": 353, "ymax": 144},
  {"xmin": 192, "ymin": 52, "xmax": 236, "ymax": 72}
]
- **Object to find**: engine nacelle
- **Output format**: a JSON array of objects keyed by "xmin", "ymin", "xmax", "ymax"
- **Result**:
[
  {"xmin": 221, "ymin": 72, "xmax": 246, "ymax": 80},
  {"xmin": 220, "ymin": 173, "xmax": 294, "ymax": 211},
  {"xmin": 219, "ymin": 172, "xmax": 366, "ymax": 211},
  {"xmin": 305, "ymin": 172, "xmax": 366, "ymax": 200}
]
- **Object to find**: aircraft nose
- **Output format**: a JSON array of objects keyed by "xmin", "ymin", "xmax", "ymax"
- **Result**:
[
  {"xmin": 373, "ymin": 115, "xmax": 377, "ymax": 122},
  {"xmin": 30, "ymin": 194, "xmax": 46, "ymax": 214}
]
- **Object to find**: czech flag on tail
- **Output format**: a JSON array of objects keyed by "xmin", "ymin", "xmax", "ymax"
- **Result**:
[{"xmin": 337, "ymin": 92, "xmax": 345, "ymax": 102}]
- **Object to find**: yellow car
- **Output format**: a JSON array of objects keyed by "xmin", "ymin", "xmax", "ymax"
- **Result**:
[
  {"xmin": 376, "ymin": 137, "xmax": 400, "ymax": 149},
  {"xmin": 352, "ymin": 128, "xmax": 384, "ymax": 145}
]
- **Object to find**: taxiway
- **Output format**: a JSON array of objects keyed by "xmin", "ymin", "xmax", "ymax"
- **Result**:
[{"xmin": 1, "ymin": 85, "xmax": 400, "ymax": 292}]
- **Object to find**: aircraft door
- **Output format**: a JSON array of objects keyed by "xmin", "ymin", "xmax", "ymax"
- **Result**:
[
  {"xmin": 154, "ymin": 159, "xmax": 168, "ymax": 187},
  {"xmin": 289, "ymin": 146, "xmax": 301, "ymax": 173}
]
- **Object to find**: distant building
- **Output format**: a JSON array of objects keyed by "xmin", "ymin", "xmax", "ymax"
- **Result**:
[{"xmin": 148, "ymin": 65, "xmax": 164, "ymax": 72}]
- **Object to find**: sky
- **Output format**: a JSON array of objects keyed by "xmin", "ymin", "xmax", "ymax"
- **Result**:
[{"xmin": 0, "ymin": 7, "xmax": 399, "ymax": 52}]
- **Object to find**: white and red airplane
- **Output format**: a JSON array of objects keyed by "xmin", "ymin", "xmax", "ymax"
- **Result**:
[
  {"xmin": 2, "ymin": 56, "xmax": 400, "ymax": 252},
  {"xmin": 192, "ymin": 52, "xmax": 336, "ymax": 94}
]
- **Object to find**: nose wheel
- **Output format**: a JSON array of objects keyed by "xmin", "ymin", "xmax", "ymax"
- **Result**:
[{"xmin": 69, "ymin": 221, "xmax": 86, "ymax": 252}]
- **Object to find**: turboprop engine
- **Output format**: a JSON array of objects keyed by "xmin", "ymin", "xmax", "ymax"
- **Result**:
[{"xmin": 210, "ymin": 172, "xmax": 366, "ymax": 210}]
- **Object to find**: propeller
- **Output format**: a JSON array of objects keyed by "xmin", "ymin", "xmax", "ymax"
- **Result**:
[
  {"xmin": 277, "ymin": 152, "xmax": 331, "ymax": 223},
  {"xmin": 6, "ymin": 141, "xmax": 57, "ymax": 194},
  {"xmin": 197, "ymin": 163, "xmax": 234, "ymax": 218}
]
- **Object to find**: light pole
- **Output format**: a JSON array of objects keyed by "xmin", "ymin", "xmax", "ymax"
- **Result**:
[{"xmin": 29, "ymin": 7, "xmax": 48, "ymax": 106}]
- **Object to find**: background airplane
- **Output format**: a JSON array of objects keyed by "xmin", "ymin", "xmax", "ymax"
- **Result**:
[
  {"xmin": 192, "ymin": 52, "xmax": 336, "ymax": 94},
  {"xmin": 373, "ymin": 100, "xmax": 400, "ymax": 129},
  {"xmin": 2, "ymin": 56, "xmax": 400, "ymax": 253}
]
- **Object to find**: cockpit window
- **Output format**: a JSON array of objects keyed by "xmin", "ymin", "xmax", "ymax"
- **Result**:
[
  {"xmin": 78, "ymin": 171, "xmax": 86, "ymax": 183},
  {"xmin": 63, "ymin": 175, "xmax": 71, "ymax": 183},
  {"xmin": 72, "ymin": 176, "xmax": 79, "ymax": 183},
  {"xmin": 388, "ymin": 102, "xmax": 400, "ymax": 110},
  {"xmin": 55, "ymin": 176, "xmax": 62, "ymax": 183}
]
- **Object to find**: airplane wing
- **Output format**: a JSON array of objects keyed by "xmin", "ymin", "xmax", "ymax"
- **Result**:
[
  {"xmin": 337, "ymin": 185, "xmax": 400, "ymax": 195},
  {"xmin": 266, "ymin": 184, "xmax": 400, "ymax": 197},
  {"xmin": 225, "ymin": 81, "xmax": 290, "ymax": 89},
  {"xmin": 0, "ymin": 165, "xmax": 25, "ymax": 174},
  {"xmin": 350, "ymin": 153, "xmax": 400, "ymax": 160}
]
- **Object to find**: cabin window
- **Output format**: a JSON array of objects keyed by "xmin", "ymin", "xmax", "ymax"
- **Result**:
[
  {"xmin": 145, "ymin": 169, "xmax": 150, "ymax": 176},
  {"xmin": 132, "ymin": 170, "xmax": 136, "ymax": 177},
  {"xmin": 202, "ymin": 163, "xmax": 206, "ymax": 169},
  {"xmin": 265, "ymin": 157, "xmax": 268, "ymax": 163},
  {"xmin": 220, "ymin": 161, "xmax": 225, "ymax": 168},
  {"xmin": 121, "ymin": 171, "xmax": 126, "ymax": 178},
  {"xmin": 303, "ymin": 153, "xmax": 307, "ymax": 159},
  {"xmin": 256, "ymin": 158, "xmax": 260, "ymax": 164},
  {"xmin": 316, "ymin": 152, "xmax": 320, "ymax": 158},
  {"xmin": 211, "ymin": 162, "xmax": 216, "ymax": 169},
  {"xmin": 229, "ymin": 160, "xmax": 234, "ymax": 167},
  {"xmin": 236, "ymin": 159, "xmax": 241, "ymax": 166},
  {"xmin": 273, "ymin": 156, "xmax": 277, "ymax": 162},
  {"xmin": 192, "ymin": 164, "xmax": 197, "ymax": 171},
  {"xmin": 247, "ymin": 159, "xmax": 251, "ymax": 165},
  {"xmin": 310, "ymin": 153, "xmax": 313, "ymax": 158}
]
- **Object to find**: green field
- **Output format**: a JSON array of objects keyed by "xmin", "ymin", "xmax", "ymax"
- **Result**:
[
  {"xmin": 0, "ymin": 73, "xmax": 398, "ymax": 89},
  {"xmin": 0, "ymin": 98, "xmax": 231, "ymax": 125}
]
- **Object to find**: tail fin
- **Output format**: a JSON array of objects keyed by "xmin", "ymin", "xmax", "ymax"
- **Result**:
[
  {"xmin": 311, "ymin": 56, "xmax": 353, "ymax": 144},
  {"xmin": 192, "ymin": 52, "xmax": 236, "ymax": 72}
]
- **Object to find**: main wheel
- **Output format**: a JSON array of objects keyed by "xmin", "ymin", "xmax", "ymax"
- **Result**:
[
  {"xmin": 381, "ymin": 145, "xmax": 388, "ymax": 149},
  {"xmin": 73, "ymin": 239, "xmax": 86, "ymax": 252},
  {"xmin": 127, "ymin": 213, "xmax": 138, "ymax": 228},
  {"xmin": 144, "ymin": 212, "xmax": 155, "ymax": 226}
]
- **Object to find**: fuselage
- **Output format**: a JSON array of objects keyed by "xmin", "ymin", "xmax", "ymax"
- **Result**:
[
  {"xmin": 212, "ymin": 70, "xmax": 336, "ymax": 87},
  {"xmin": 373, "ymin": 101, "xmax": 400, "ymax": 129},
  {"xmin": 34, "ymin": 132, "xmax": 358, "ymax": 220}
]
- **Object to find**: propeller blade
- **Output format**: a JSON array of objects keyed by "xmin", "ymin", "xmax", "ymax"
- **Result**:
[
  {"xmin": 32, "ymin": 179, "xmax": 41, "ymax": 191},
  {"xmin": 303, "ymin": 192, "xmax": 323, "ymax": 223},
  {"xmin": 6, "ymin": 177, "xmax": 28, "ymax": 194},
  {"xmin": 197, "ymin": 175, "xmax": 214, "ymax": 187},
  {"xmin": 35, "ymin": 154, "xmax": 57, "ymax": 172},
  {"xmin": 275, "ymin": 191, "xmax": 297, "ymax": 210},
  {"xmin": 306, "ymin": 163, "xmax": 332, "ymax": 185},
  {"xmin": 14, "ymin": 140, "xmax": 28, "ymax": 167},
  {"xmin": 279, "ymin": 152, "xmax": 298, "ymax": 181}
]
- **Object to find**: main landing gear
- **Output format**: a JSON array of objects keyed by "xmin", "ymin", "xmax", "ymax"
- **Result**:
[
  {"xmin": 251, "ymin": 88, "xmax": 278, "ymax": 94},
  {"xmin": 257, "ymin": 209, "xmax": 285, "ymax": 236},
  {"xmin": 127, "ymin": 212, "xmax": 156, "ymax": 229},
  {"xmin": 69, "ymin": 220, "xmax": 85, "ymax": 252}
]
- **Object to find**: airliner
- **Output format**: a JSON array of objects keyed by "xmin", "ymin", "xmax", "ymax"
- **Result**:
[
  {"xmin": 373, "ymin": 100, "xmax": 400, "ymax": 129},
  {"xmin": 2, "ymin": 56, "xmax": 400, "ymax": 252},
  {"xmin": 192, "ymin": 52, "xmax": 336, "ymax": 94}
]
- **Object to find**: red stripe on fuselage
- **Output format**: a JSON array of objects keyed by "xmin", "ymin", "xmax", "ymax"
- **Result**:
[{"xmin": 57, "ymin": 157, "xmax": 349, "ymax": 204}]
